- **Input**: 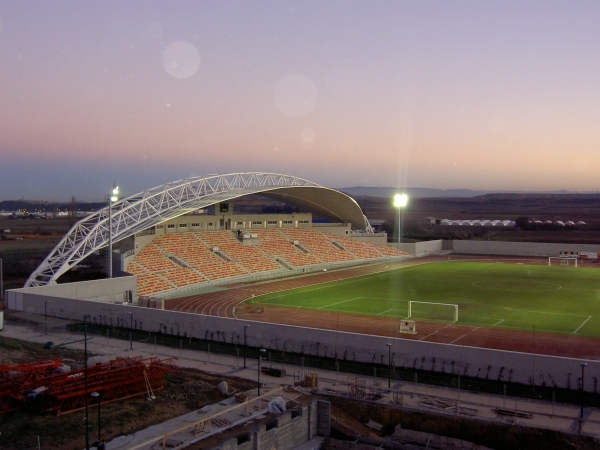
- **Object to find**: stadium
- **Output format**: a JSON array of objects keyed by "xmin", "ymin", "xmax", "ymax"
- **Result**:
[{"xmin": 6, "ymin": 172, "xmax": 600, "ymax": 394}]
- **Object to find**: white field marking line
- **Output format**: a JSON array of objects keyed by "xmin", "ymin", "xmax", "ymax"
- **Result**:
[
  {"xmin": 245, "ymin": 257, "xmax": 463, "ymax": 305},
  {"xmin": 245, "ymin": 300, "xmax": 306, "ymax": 309},
  {"xmin": 418, "ymin": 323, "xmax": 453, "ymax": 341},
  {"xmin": 232, "ymin": 257, "xmax": 547, "ymax": 316},
  {"xmin": 255, "ymin": 295, "xmax": 385, "ymax": 309},
  {"xmin": 377, "ymin": 309, "xmax": 395, "ymax": 315},
  {"xmin": 492, "ymin": 319, "xmax": 505, "ymax": 326},
  {"xmin": 573, "ymin": 316, "xmax": 592, "ymax": 334},
  {"xmin": 248, "ymin": 259, "xmax": 417, "ymax": 300},
  {"xmin": 471, "ymin": 281, "xmax": 563, "ymax": 291},
  {"xmin": 317, "ymin": 297, "xmax": 364, "ymax": 310},
  {"xmin": 506, "ymin": 309, "xmax": 588, "ymax": 317}
]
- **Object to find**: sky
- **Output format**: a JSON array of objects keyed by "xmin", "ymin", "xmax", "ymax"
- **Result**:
[{"xmin": 1, "ymin": 1, "xmax": 600, "ymax": 201}]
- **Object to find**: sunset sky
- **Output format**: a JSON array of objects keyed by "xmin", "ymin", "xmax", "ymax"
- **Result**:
[{"xmin": 1, "ymin": 1, "xmax": 599, "ymax": 201}]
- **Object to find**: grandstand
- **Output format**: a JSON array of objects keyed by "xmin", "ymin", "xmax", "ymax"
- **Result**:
[
  {"xmin": 126, "ymin": 227, "xmax": 407, "ymax": 297},
  {"xmin": 24, "ymin": 173, "xmax": 409, "ymax": 298}
]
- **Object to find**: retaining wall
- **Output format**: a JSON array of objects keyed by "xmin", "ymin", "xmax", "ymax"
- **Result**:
[
  {"xmin": 5, "ymin": 291, "xmax": 599, "ymax": 392},
  {"xmin": 213, "ymin": 400, "xmax": 326, "ymax": 450},
  {"xmin": 7, "ymin": 276, "xmax": 136, "ymax": 306},
  {"xmin": 452, "ymin": 241, "xmax": 600, "ymax": 257}
]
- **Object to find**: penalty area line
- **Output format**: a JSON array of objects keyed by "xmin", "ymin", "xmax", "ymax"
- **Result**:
[
  {"xmin": 492, "ymin": 319, "xmax": 505, "ymax": 326},
  {"xmin": 573, "ymin": 316, "xmax": 592, "ymax": 334},
  {"xmin": 317, "ymin": 297, "xmax": 361, "ymax": 310}
]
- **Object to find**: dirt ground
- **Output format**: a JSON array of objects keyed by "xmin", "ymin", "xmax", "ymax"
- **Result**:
[{"xmin": 0, "ymin": 337, "xmax": 257, "ymax": 450}]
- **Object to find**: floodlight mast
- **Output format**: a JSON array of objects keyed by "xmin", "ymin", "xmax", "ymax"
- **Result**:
[
  {"xmin": 393, "ymin": 193, "xmax": 409, "ymax": 244},
  {"xmin": 108, "ymin": 184, "xmax": 119, "ymax": 279}
]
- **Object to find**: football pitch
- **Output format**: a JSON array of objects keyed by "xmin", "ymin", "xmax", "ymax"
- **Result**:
[{"xmin": 246, "ymin": 261, "xmax": 600, "ymax": 337}]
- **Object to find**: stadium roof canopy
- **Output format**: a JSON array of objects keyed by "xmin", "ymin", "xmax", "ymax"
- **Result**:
[{"xmin": 26, "ymin": 172, "xmax": 373, "ymax": 287}]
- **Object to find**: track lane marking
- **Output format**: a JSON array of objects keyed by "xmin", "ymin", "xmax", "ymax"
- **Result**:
[
  {"xmin": 418, "ymin": 323, "xmax": 453, "ymax": 341},
  {"xmin": 573, "ymin": 316, "xmax": 592, "ymax": 334}
]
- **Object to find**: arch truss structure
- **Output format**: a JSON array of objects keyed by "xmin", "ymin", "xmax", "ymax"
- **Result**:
[{"xmin": 26, "ymin": 172, "xmax": 373, "ymax": 287}]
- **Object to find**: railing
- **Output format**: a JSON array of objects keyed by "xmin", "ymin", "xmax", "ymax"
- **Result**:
[
  {"xmin": 350, "ymin": 231, "xmax": 386, "ymax": 237},
  {"xmin": 311, "ymin": 223, "xmax": 348, "ymax": 227}
]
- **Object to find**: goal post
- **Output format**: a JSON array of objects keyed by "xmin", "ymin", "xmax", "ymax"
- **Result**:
[
  {"xmin": 408, "ymin": 301, "xmax": 458, "ymax": 323},
  {"xmin": 548, "ymin": 257, "xmax": 577, "ymax": 267}
]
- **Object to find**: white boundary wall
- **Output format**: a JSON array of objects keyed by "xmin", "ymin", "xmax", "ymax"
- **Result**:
[
  {"xmin": 388, "ymin": 240, "xmax": 444, "ymax": 256},
  {"xmin": 5, "ymin": 291, "xmax": 598, "ymax": 393},
  {"xmin": 452, "ymin": 240, "xmax": 600, "ymax": 257},
  {"xmin": 7, "ymin": 276, "xmax": 137, "ymax": 308}
]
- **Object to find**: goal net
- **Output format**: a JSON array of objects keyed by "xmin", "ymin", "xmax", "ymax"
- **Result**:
[
  {"xmin": 408, "ymin": 301, "xmax": 458, "ymax": 323},
  {"xmin": 548, "ymin": 257, "xmax": 577, "ymax": 267}
]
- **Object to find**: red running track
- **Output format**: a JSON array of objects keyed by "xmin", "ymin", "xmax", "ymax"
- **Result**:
[{"xmin": 165, "ymin": 255, "xmax": 600, "ymax": 360}]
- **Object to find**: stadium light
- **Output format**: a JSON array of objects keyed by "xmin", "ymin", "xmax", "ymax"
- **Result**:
[
  {"xmin": 258, "ymin": 348, "xmax": 266, "ymax": 395},
  {"xmin": 393, "ymin": 193, "xmax": 409, "ymax": 244},
  {"xmin": 244, "ymin": 325, "xmax": 250, "ymax": 368},
  {"xmin": 90, "ymin": 391, "xmax": 102, "ymax": 446},
  {"xmin": 580, "ymin": 362, "xmax": 587, "ymax": 434},
  {"xmin": 127, "ymin": 312, "xmax": 133, "ymax": 350},
  {"xmin": 108, "ymin": 184, "xmax": 119, "ymax": 278}
]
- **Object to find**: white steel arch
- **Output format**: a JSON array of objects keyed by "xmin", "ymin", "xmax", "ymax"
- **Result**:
[{"xmin": 26, "ymin": 172, "xmax": 373, "ymax": 287}]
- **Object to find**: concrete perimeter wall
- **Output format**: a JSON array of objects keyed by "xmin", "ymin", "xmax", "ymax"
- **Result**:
[
  {"xmin": 453, "ymin": 240, "xmax": 600, "ymax": 257},
  {"xmin": 388, "ymin": 240, "xmax": 444, "ymax": 256},
  {"xmin": 7, "ymin": 276, "xmax": 136, "ymax": 309},
  {"xmin": 5, "ymin": 291, "xmax": 598, "ymax": 393}
]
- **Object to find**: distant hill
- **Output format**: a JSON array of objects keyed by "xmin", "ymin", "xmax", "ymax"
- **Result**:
[
  {"xmin": 339, "ymin": 187, "xmax": 496, "ymax": 198},
  {"xmin": 339, "ymin": 187, "xmax": 594, "ymax": 199},
  {"xmin": 0, "ymin": 200, "xmax": 106, "ymax": 213}
]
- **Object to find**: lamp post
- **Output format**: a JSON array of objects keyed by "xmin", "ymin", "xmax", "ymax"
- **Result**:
[
  {"xmin": 108, "ymin": 184, "xmax": 119, "ymax": 279},
  {"xmin": 243, "ymin": 325, "xmax": 250, "ymax": 368},
  {"xmin": 91, "ymin": 391, "xmax": 102, "ymax": 444},
  {"xmin": 385, "ymin": 342, "xmax": 392, "ymax": 389},
  {"xmin": 393, "ymin": 193, "xmax": 408, "ymax": 244},
  {"xmin": 580, "ymin": 362, "xmax": 588, "ymax": 434},
  {"xmin": 84, "ymin": 315, "xmax": 90, "ymax": 450},
  {"xmin": 258, "ymin": 348, "xmax": 266, "ymax": 396},
  {"xmin": 127, "ymin": 312, "xmax": 133, "ymax": 350}
]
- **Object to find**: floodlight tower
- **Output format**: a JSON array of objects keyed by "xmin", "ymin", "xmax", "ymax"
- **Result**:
[
  {"xmin": 108, "ymin": 184, "xmax": 119, "ymax": 278},
  {"xmin": 393, "ymin": 193, "xmax": 409, "ymax": 244}
]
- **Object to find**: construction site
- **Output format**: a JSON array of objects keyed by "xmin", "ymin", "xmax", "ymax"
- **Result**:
[{"xmin": 1, "ymin": 313, "xmax": 599, "ymax": 450}]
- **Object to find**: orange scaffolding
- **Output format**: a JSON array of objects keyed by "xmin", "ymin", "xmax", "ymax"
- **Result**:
[{"xmin": 0, "ymin": 356, "xmax": 174, "ymax": 415}]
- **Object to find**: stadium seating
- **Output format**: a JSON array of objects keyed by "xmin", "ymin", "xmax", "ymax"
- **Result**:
[
  {"xmin": 153, "ymin": 233, "xmax": 221, "ymax": 267},
  {"xmin": 195, "ymin": 261, "xmax": 248, "ymax": 280},
  {"xmin": 279, "ymin": 229, "xmax": 356, "ymax": 263},
  {"xmin": 160, "ymin": 267, "xmax": 206, "ymax": 287},
  {"xmin": 252, "ymin": 229, "xmax": 322, "ymax": 267},
  {"xmin": 133, "ymin": 244, "xmax": 180, "ymax": 272},
  {"xmin": 136, "ymin": 273, "xmax": 175, "ymax": 297},
  {"xmin": 194, "ymin": 230, "xmax": 283, "ymax": 273},
  {"xmin": 129, "ymin": 227, "xmax": 409, "ymax": 296}
]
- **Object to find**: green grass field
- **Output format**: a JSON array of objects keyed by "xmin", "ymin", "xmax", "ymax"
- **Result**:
[{"xmin": 246, "ymin": 261, "xmax": 600, "ymax": 337}]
